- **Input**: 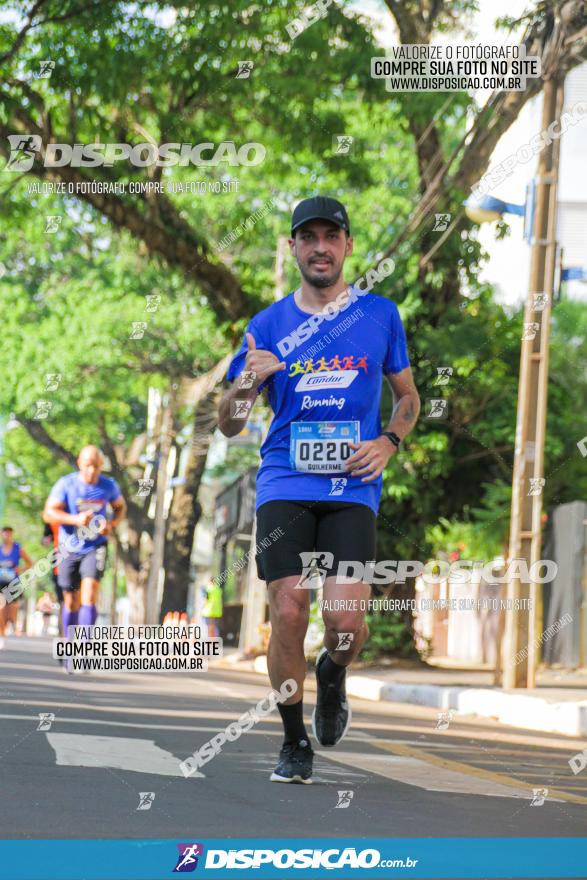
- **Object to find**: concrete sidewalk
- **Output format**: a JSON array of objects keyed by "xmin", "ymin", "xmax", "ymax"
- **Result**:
[{"xmin": 213, "ymin": 651, "xmax": 587, "ymax": 737}]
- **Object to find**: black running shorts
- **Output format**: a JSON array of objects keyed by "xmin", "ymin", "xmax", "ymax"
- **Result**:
[
  {"xmin": 255, "ymin": 500, "xmax": 376, "ymax": 585},
  {"xmin": 57, "ymin": 545, "xmax": 108, "ymax": 591}
]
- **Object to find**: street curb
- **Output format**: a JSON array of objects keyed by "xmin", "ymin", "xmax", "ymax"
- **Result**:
[
  {"xmin": 344, "ymin": 677, "xmax": 587, "ymax": 737},
  {"xmin": 216, "ymin": 655, "xmax": 587, "ymax": 738}
]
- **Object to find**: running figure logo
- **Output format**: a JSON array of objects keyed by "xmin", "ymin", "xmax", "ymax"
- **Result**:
[
  {"xmin": 522, "ymin": 322, "xmax": 539, "ymax": 341},
  {"xmin": 528, "ymin": 477, "xmax": 545, "ymax": 497},
  {"xmin": 532, "ymin": 294, "xmax": 549, "ymax": 311},
  {"xmin": 36, "ymin": 60, "xmax": 55, "ymax": 78},
  {"xmin": 335, "ymin": 790, "xmax": 354, "ymax": 809},
  {"xmin": 32, "ymin": 400, "xmax": 52, "ymax": 420},
  {"xmin": 235, "ymin": 61, "xmax": 253, "ymax": 78},
  {"xmin": 37, "ymin": 713, "xmax": 55, "ymax": 731},
  {"xmin": 426, "ymin": 399, "xmax": 447, "ymax": 419},
  {"xmin": 145, "ymin": 294, "xmax": 161, "ymax": 312},
  {"xmin": 136, "ymin": 792, "xmax": 155, "ymax": 811},
  {"xmin": 298, "ymin": 551, "xmax": 334, "ymax": 588},
  {"xmin": 433, "ymin": 213, "xmax": 451, "ymax": 232},
  {"xmin": 333, "ymin": 135, "xmax": 354, "ymax": 154},
  {"xmin": 45, "ymin": 373, "xmax": 62, "ymax": 391},
  {"xmin": 530, "ymin": 788, "xmax": 548, "ymax": 806},
  {"xmin": 434, "ymin": 367, "xmax": 453, "ymax": 386},
  {"xmin": 129, "ymin": 322, "xmax": 147, "ymax": 339},
  {"xmin": 44, "ymin": 216, "xmax": 62, "ymax": 233},
  {"xmin": 238, "ymin": 370, "xmax": 256, "ymax": 390},
  {"xmin": 5, "ymin": 134, "xmax": 41, "ymax": 172},
  {"xmin": 173, "ymin": 843, "xmax": 204, "ymax": 872},
  {"xmin": 435, "ymin": 711, "xmax": 453, "ymax": 731},
  {"xmin": 231, "ymin": 399, "xmax": 253, "ymax": 420},
  {"xmin": 335, "ymin": 633, "xmax": 354, "ymax": 651},
  {"xmin": 329, "ymin": 477, "xmax": 347, "ymax": 496}
]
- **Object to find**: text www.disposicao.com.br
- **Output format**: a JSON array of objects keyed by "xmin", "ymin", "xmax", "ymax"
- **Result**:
[{"xmin": 71, "ymin": 657, "xmax": 203, "ymax": 671}]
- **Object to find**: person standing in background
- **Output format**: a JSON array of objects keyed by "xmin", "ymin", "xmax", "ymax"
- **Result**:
[
  {"xmin": 202, "ymin": 580, "xmax": 223, "ymax": 639},
  {"xmin": 37, "ymin": 591, "xmax": 56, "ymax": 635}
]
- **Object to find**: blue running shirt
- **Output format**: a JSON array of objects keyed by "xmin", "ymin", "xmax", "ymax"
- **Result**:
[
  {"xmin": 0, "ymin": 542, "xmax": 21, "ymax": 581},
  {"xmin": 49, "ymin": 472, "xmax": 122, "ymax": 554},
  {"xmin": 226, "ymin": 288, "xmax": 410, "ymax": 514}
]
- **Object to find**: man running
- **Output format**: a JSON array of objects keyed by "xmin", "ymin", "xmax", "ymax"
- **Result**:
[
  {"xmin": 218, "ymin": 196, "xmax": 420, "ymax": 783},
  {"xmin": 43, "ymin": 445, "xmax": 126, "ymax": 643},
  {"xmin": 0, "ymin": 526, "xmax": 33, "ymax": 641}
]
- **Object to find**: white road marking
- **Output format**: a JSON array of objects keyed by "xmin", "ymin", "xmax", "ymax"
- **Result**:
[
  {"xmin": 2, "ymin": 716, "xmax": 570, "ymax": 801},
  {"xmin": 205, "ymin": 682, "xmax": 244, "ymax": 697},
  {"xmin": 319, "ymin": 750, "xmax": 555, "ymax": 799},
  {"xmin": 1, "ymin": 713, "xmax": 375, "ymax": 744},
  {"xmin": 45, "ymin": 733, "xmax": 204, "ymax": 778}
]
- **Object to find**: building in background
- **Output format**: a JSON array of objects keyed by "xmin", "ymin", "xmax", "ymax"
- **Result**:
[
  {"xmin": 417, "ymin": 502, "xmax": 587, "ymax": 668},
  {"xmin": 211, "ymin": 466, "xmax": 258, "ymax": 646},
  {"xmin": 188, "ymin": 406, "xmax": 266, "ymax": 645},
  {"xmin": 478, "ymin": 62, "xmax": 587, "ymax": 308}
]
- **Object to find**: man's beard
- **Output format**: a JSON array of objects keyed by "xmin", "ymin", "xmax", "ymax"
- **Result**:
[{"xmin": 299, "ymin": 260, "xmax": 342, "ymax": 289}]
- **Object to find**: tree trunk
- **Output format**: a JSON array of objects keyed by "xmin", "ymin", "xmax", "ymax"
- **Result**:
[
  {"xmin": 145, "ymin": 391, "xmax": 177, "ymax": 622},
  {"xmin": 160, "ymin": 391, "xmax": 218, "ymax": 618},
  {"xmin": 116, "ymin": 512, "xmax": 149, "ymax": 625},
  {"xmin": 159, "ymin": 357, "xmax": 230, "ymax": 619}
]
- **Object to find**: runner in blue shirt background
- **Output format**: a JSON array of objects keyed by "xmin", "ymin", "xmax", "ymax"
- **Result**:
[
  {"xmin": 219, "ymin": 196, "xmax": 420, "ymax": 784},
  {"xmin": 0, "ymin": 526, "xmax": 33, "ymax": 643},
  {"xmin": 43, "ymin": 445, "xmax": 126, "ymax": 652}
]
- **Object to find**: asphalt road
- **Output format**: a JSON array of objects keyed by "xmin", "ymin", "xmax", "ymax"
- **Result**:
[{"xmin": 1, "ymin": 635, "xmax": 586, "ymax": 850}]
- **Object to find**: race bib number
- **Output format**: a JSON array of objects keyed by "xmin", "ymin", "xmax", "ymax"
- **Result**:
[
  {"xmin": 290, "ymin": 421, "xmax": 360, "ymax": 473},
  {"xmin": 0, "ymin": 567, "xmax": 14, "ymax": 580}
]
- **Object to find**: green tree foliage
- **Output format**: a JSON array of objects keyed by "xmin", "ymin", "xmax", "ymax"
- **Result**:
[{"xmin": 1, "ymin": 1, "xmax": 586, "ymax": 636}]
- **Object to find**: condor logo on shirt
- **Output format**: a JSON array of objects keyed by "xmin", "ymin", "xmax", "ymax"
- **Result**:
[
  {"xmin": 77, "ymin": 499, "xmax": 108, "ymax": 513},
  {"xmin": 290, "ymin": 354, "xmax": 368, "ymax": 392},
  {"xmin": 296, "ymin": 371, "xmax": 357, "ymax": 391}
]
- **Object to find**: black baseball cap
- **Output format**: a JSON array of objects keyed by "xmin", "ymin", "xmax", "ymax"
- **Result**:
[{"xmin": 291, "ymin": 196, "xmax": 350, "ymax": 236}]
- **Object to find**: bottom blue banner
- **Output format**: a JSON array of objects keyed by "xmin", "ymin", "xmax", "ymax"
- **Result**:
[{"xmin": 0, "ymin": 837, "xmax": 586, "ymax": 879}]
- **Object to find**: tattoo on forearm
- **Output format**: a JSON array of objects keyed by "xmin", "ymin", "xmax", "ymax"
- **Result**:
[{"xmin": 403, "ymin": 400, "xmax": 415, "ymax": 423}]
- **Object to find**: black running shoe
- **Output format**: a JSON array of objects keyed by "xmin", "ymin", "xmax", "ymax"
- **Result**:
[
  {"xmin": 270, "ymin": 738, "xmax": 314, "ymax": 784},
  {"xmin": 311, "ymin": 648, "xmax": 352, "ymax": 747}
]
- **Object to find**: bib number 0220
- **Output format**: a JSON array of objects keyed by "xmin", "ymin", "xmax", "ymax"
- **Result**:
[
  {"xmin": 298, "ymin": 440, "xmax": 350, "ymax": 463},
  {"xmin": 290, "ymin": 421, "xmax": 360, "ymax": 474}
]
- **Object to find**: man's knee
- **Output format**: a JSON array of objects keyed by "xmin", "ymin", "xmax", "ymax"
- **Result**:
[
  {"xmin": 63, "ymin": 591, "xmax": 80, "ymax": 609},
  {"xmin": 270, "ymin": 591, "xmax": 309, "ymax": 636},
  {"xmin": 322, "ymin": 610, "xmax": 366, "ymax": 639}
]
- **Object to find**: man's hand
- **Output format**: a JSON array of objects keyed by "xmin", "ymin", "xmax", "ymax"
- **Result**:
[
  {"xmin": 218, "ymin": 333, "xmax": 285, "ymax": 438},
  {"xmin": 345, "ymin": 437, "xmax": 397, "ymax": 482},
  {"xmin": 74, "ymin": 510, "xmax": 94, "ymax": 528},
  {"xmin": 244, "ymin": 333, "xmax": 285, "ymax": 388},
  {"xmin": 97, "ymin": 520, "xmax": 112, "ymax": 536}
]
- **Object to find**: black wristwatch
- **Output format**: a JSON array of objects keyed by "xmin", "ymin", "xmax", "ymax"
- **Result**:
[{"xmin": 381, "ymin": 431, "xmax": 401, "ymax": 450}]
